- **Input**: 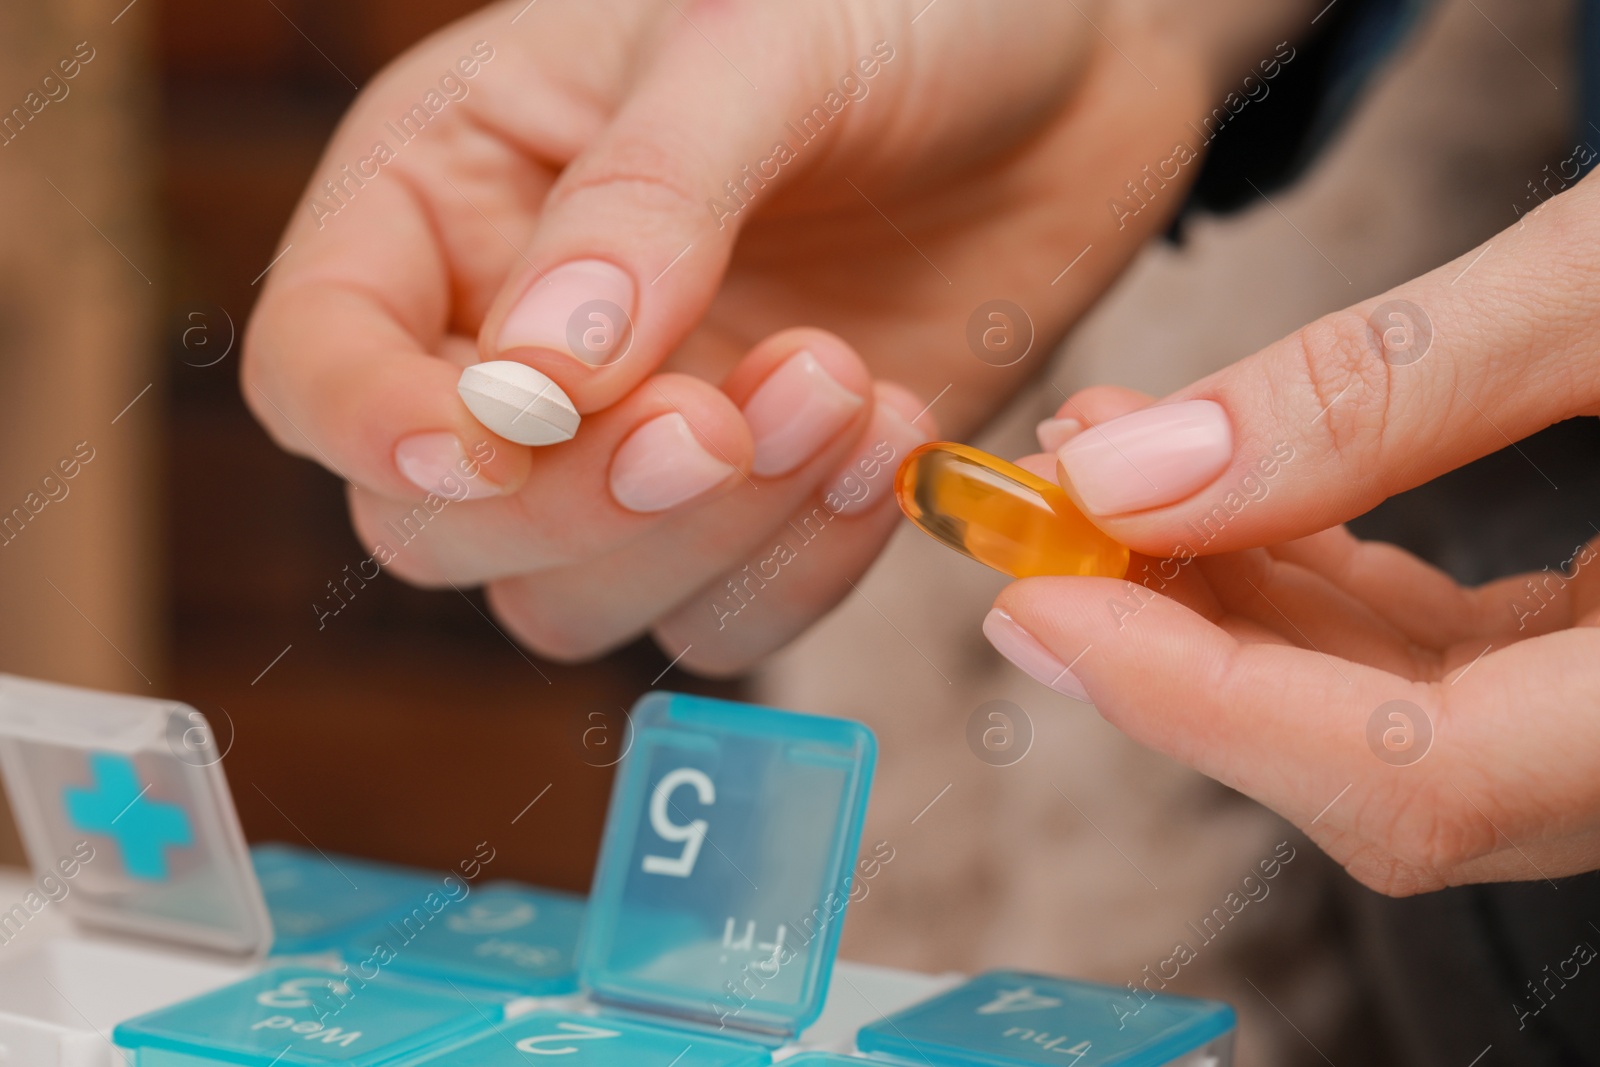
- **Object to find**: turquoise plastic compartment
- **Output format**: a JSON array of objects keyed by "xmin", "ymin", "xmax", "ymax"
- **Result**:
[
  {"xmin": 112, "ymin": 965, "xmax": 504, "ymax": 1065},
  {"xmin": 578, "ymin": 692, "xmax": 877, "ymax": 1040},
  {"xmin": 856, "ymin": 970, "xmax": 1235, "ymax": 1067},
  {"xmin": 253, "ymin": 844, "xmax": 449, "ymax": 955},
  {"xmin": 342, "ymin": 881, "xmax": 584, "ymax": 995},
  {"xmin": 406, "ymin": 1008, "xmax": 773, "ymax": 1067}
]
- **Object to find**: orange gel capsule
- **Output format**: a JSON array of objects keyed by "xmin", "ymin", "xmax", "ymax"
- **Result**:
[{"xmin": 895, "ymin": 441, "xmax": 1130, "ymax": 580}]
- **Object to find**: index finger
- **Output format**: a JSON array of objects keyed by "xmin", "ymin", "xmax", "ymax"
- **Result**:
[
  {"xmin": 243, "ymin": 150, "xmax": 532, "ymax": 501},
  {"xmin": 1051, "ymin": 178, "xmax": 1600, "ymax": 556}
]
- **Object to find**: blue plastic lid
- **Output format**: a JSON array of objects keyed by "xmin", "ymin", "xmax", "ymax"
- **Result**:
[
  {"xmin": 856, "ymin": 970, "xmax": 1237, "ymax": 1067},
  {"xmin": 343, "ymin": 881, "xmax": 585, "ymax": 995},
  {"xmin": 578, "ymin": 693, "xmax": 876, "ymax": 1040},
  {"xmin": 252, "ymin": 843, "xmax": 453, "ymax": 955},
  {"xmin": 112, "ymin": 965, "xmax": 503, "ymax": 1065},
  {"xmin": 406, "ymin": 1009, "xmax": 773, "ymax": 1067}
]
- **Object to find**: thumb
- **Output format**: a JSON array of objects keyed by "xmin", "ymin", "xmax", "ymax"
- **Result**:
[
  {"xmin": 478, "ymin": 11, "xmax": 898, "ymax": 414},
  {"xmin": 1051, "ymin": 175, "xmax": 1600, "ymax": 557}
]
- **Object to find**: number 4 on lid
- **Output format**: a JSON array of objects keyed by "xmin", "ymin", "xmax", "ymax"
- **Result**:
[{"xmin": 857, "ymin": 971, "xmax": 1236, "ymax": 1067}]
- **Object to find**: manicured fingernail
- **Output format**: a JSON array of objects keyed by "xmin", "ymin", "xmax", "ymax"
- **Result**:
[
  {"xmin": 1035, "ymin": 416, "xmax": 1083, "ymax": 452},
  {"xmin": 497, "ymin": 259, "xmax": 636, "ymax": 367},
  {"xmin": 1055, "ymin": 399, "xmax": 1232, "ymax": 516},
  {"xmin": 982, "ymin": 608, "xmax": 1090, "ymax": 701},
  {"xmin": 1006, "ymin": 454, "xmax": 1058, "ymax": 482},
  {"xmin": 827, "ymin": 389, "xmax": 930, "ymax": 517},
  {"xmin": 610, "ymin": 413, "xmax": 735, "ymax": 513},
  {"xmin": 744, "ymin": 351, "xmax": 864, "ymax": 477},
  {"xmin": 395, "ymin": 432, "xmax": 501, "ymax": 499}
]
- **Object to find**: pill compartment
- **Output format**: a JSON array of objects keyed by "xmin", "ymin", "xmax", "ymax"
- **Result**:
[
  {"xmin": 577, "ymin": 692, "xmax": 877, "ymax": 1041},
  {"xmin": 0, "ymin": 675, "xmax": 272, "ymax": 1067},
  {"xmin": 393, "ymin": 691, "xmax": 878, "ymax": 1066},
  {"xmin": 253, "ymin": 843, "xmax": 452, "ymax": 956},
  {"xmin": 779, "ymin": 1054, "xmax": 875, "ymax": 1067},
  {"xmin": 403, "ymin": 1007, "xmax": 773, "ymax": 1067},
  {"xmin": 340, "ymin": 880, "xmax": 585, "ymax": 995},
  {"xmin": 856, "ymin": 970, "xmax": 1235, "ymax": 1067},
  {"xmin": 113, "ymin": 964, "xmax": 505, "ymax": 1066}
]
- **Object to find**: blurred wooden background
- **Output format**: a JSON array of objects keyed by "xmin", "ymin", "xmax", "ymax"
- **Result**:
[{"xmin": 0, "ymin": 0, "xmax": 739, "ymax": 889}]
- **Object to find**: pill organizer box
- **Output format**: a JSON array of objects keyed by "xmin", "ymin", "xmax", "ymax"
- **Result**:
[{"xmin": 0, "ymin": 677, "xmax": 1236, "ymax": 1067}]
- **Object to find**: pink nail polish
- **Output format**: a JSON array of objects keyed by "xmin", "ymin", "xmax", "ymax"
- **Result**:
[
  {"xmin": 395, "ymin": 432, "xmax": 501, "ymax": 499},
  {"xmin": 1035, "ymin": 416, "xmax": 1083, "ymax": 452},
  {"xmin": 610, "ymin": 413, "xmax": 735, "ymax": 513},
  {"xmin": 497, "ymin": 259, "xmax": 636, "ymax": 367},
  {"xmin": 1055, "ymin": 399, "xmax": 1232, "ymax": 516},
  {"xmin": 982, "ymin": 608, "xmax": 1090, "ymax": 701},
  {"xmin": 1012, "ymin": 453, "xmax": 1058, "ymax": 481},
  {"xmin": 743, "ymin": 351, "xmax": 864, "ymax": 477}
]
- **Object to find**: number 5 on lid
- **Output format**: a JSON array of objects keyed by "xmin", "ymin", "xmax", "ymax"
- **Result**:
[{"xmin": 577, "ymin": 692, "xmax": 877, "ymax": 1040}]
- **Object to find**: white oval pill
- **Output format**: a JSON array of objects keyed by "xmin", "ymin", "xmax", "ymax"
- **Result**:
[{"xmin": 457, "ymin": 361, "xmax": 581, "ymax": 446}]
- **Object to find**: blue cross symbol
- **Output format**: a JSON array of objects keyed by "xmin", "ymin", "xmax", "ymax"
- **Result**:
[{"xmin": 63, "ymin": 752, "xmax": 194, "ymax": 881}]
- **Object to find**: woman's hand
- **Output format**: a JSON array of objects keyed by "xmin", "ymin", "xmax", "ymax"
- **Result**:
[
  {"xmin": 242, "ymin": 0, "xmax": 1296, "ymax": 672},
  {"xmin": 989, "ymin": 173, "xmax": 1600, "ymax": 895}
]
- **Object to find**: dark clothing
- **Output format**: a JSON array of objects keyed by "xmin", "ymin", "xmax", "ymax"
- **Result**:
[
  {"xmin": 1588, "ymin": 0, "xmax": 1600, "ymax": 169},
  {"xmin": 1349, "ymin": 418, "xmax": 1600, "ymax": 1067},
  {"xmin": 1186, "ymin": 0, "xmax": 1435, "ymax": 217}
]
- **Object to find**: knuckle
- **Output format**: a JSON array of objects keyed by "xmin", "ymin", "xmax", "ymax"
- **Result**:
[
  {"xmin": 237, "ymin": 330, "xmax": 273, "ymax": 430},
  {"xmin": 550, "ymin": 137, "xmax": 706, "ymax": 222},
  {"xmin": 347, "ymin": 506, "xmax": 445, "ymax": 587},
  {"xmin": 484, "ymin": 581, "xmax": 621, "ymax": 663},
  {"xmin": 1378, "ymin": 780, "xmax": 1497, "ymax": 875},
  {"xmin": 238, "ymin": 306, "xmax": 307, "ymax": 460},
  {"xmin": 654, "ymin": 623, "xmax": 749, "ymax": 679},
  {"xmin": 1283, "ymin": 309, "xmax": 1399, "ymax": 475}
]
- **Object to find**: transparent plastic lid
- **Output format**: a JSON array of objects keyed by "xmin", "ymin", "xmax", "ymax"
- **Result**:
[
  {"xmin": 0, "ymin": 674, "xmax": 271, "ymax": 958},
  {"xmin": 578, "ymin": 692, "xmax": 877, "ymax": 1040}
]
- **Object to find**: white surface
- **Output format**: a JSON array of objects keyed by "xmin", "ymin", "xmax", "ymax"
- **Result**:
[
  {"xmin": 458, "ymin": 361, "xmax": 580, "ymax": 446},
  {"xmin": 0, "ymin": 868, "xmax": 253, "ymax": 1067}
]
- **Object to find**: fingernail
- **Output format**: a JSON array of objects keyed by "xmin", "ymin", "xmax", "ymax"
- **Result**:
[
  {"xmin": 1055, "ymin": 399, "xmax": 1232, "ymax": 516},
  {"xmin": 982, "ymin": 608, "xmax": 1090, "ymax": 701},
  {"xmin": 395, "ymin": 432, "xmax": 502, "ymax": 499},
  {"xmin": 1035, "ymin": 416, "xmax": 1083, "ymax": 452},
  {"xmin": 827, "ymin": 390, "xmax": 931, "ymax": 517},
  {"xmin": 744, "ymin": 351, "xmax": 864, "ymax": 477},
  {"xmin": 497, "ymin": 259, "xmax": 636, "ymax": 367},
  {"xmin": 1013, "ymin": 453, "xmax": 1057, "ymax": 481},
  {"xmin": 610, "ymin": 413, "xmax": 735, "ymax": 513}
]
